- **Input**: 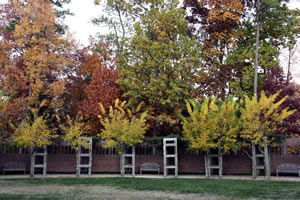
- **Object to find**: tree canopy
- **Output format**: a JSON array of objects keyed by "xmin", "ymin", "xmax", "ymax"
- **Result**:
[
  {"xmin": 0, "ymin": 0, "xmax": 299, "ymax": 146},
  {"xmin": 240, "ymin": 91, "xmax": 295, "ymax": 145},
  {"xmin": 118, "ymin": 0, "xmax": 203, "ymax": 135},
  {"xmin": 98, "ymin": 99, "xmax": 148, "ymax": 154},
  {"xmin": 182, "ymin": 98, "xmax": 240, "ymax": 153}
]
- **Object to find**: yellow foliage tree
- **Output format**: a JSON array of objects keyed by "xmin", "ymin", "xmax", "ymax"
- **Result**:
[
  {"xmin": 98, "ymin": 99, "xmax": 148, "ymax": 154},
  {"xmin": 182, "ymin": 98, "xmax": 240, "ymax": 153},
  {"xmin": 13, "ymin": 116, "xmax": 57, "ymax": 149},
  {"xmin": 61, "ymin": 115, "xmax": 90, "ymax": 150},
  {"xmin": 240, "ymin": 91, "xmax": 295, "ymax": 145}
]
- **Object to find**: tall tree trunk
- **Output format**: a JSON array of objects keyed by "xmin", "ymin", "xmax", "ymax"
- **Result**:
[
  {"xmin": 30, "ymin": 148, "xmax": 35, "ymax": 177},
  {"xmin": 264, "ymin": 138, "xmax": 270, "ymax": 179},
  {"xmin": 252, "ymin": 143, "xmax": 257, "ymax": 178},
  {"xmin": 254, "ymin": 0, "xmax": 261, "ymax": 95},
  {"xmin": 218, "ymin": 148, "xmax": 223, "ymax": 178},
  {"xmin": 120, "ymin": 144, "xmax": 125, "ymax": 176},
  {"xmin": 152, "ymin": 119, "xmax": 157, "ymax": 155},
  {"xmin": 287, "ymin": 48, "xmax": 291, "ymax": 85},
  {"xmin": 286, "ymin": 45, "xmax": 296, "ymax": 86},
  {"xmin": 252, "ymin": 0, "xmax": 261, "ymax": 179},
  {"xmin": 204, "ymin": 153, "xmax": 209, "ymax": 177}
]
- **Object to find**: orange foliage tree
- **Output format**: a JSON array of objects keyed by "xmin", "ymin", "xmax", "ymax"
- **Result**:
[
  {"xmin": 0, "ymin": 0, "xmax": 74, "ymax": 131},
  {"xmin": 62, "ymin": 40, "xmax": 121, "ymax": 135},
  {"xmin": 79, "ymin": 62, "xmax": 122, "ymax": 134},
  {"xmin": 184, "ymin": 0, "xmax": 244, "ymax": 99}
]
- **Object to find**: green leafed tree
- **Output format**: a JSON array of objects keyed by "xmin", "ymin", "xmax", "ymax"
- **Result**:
[
  {"xmin": 118, "ymin": 0, "xmax": 203, "ymax": 136},
  {"xmin": 228, "ymin": 0, "xmax": 300, "ymax": 98},
  {"xmin": 0, "ymin": 91, "xmax": 11, "ymax": 141}
]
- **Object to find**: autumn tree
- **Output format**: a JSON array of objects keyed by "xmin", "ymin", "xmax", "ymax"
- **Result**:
[
  {"xmin": 118, "ymin": 0, "xmax": 203, "ymax": 137},
  {"xmin": 0, "ymin": 0, "xmax": 74, "ymax": 130},
  {"xmin": 183, "ymin": 0, "xmax": 244, "ymax": 99},
  {"xmin": 60, "ymin": 115, "xmax": 90, "ymax": 150},
  {"xmin": 184, "ymin": 1, "xmax": 300, "ymax": 99},
  {"xmin": 98, "ymin": 99, "xmax": 148, "ymax": 153},
  {"xmin": 98, "ymin": 99, "xmax": 148, "ymax": 175},
  {"xmin": 64, "ymin": 41, "xmax": 123, "ymax": 135},
  {"xmin": 13, "ymin": 114, "xmax": 57, "ymax": 176},
  {"xmin": 261, "ymin": 67, "xmax": 300, "ymax": 135},
  {"xmin": 79, "ymin": 66, "xmax": 122, "ymax": 134},
  {"xmin": 240, "ymin": 91, "xmax": 295, "ymax": 178},
  {"xmin": 182, "ymin": 98, "xmax": 240, "ymax": 177},
  {"xmin": 13, "ymin": 115, "xmax": 57, "ymax": 149}
]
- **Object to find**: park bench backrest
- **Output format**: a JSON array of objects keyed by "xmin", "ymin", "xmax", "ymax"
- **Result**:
[
  {"xmin": 141, "ymin": 163, "xmax": 160, "ymax": 170},
  {"xmin": 277, "ymin": 163, "xmax": 298, "ymax": 171},
  {"xmin": 4, "ymin": 162, "xmax": 26, "ymax": 170}
]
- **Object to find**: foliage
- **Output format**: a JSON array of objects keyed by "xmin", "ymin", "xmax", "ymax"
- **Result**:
[
  {"xmin": 1, "ymin": 0, "xmax": 71, "ymax": 34},
  {"xmin": 0, "ymin": 0, "xmax": 74, "ymax": 128},
  {"xmin": 50, "ymin": 0, "xmax": 72, "ymax": 34},
  {"xmin": 182, "ymin": 98, "xmax": 240, "ymax": 152},
  {"xmin": 79, "ymin": 63, "xmax": 122, "ymax": 134},
  {"xmin": 228, "ymin": 0, "xmax": 300, "ymax": 98},
  {"xmin": 62, "ymin": 42, "xmax": 122, "ymax": 135},
  {"xmin": 0, "ymin": 91, "xmax": 11, "ymax": 140},
  {"xmin": 261, "ymin": 67, "xmax": 300, "ymax": 135},
  {"xmin": 60, "ymin": 115, "xmax": 90, "ymax": 150},
  {"xmin": 92, "ymin": 0, "xmax": 136, "ymax": 54},
  {"xmin": 118, "ymin": 0, "xmax": 203, "ymax": 132},
  {"xmin": 240, "ymin": 91, "xmax": 295, "ymax": 145},
  {"xmin": 184, "ymin": 0, "xmax": 300, "ymax": 99},
  {"xmin": 13, "ymin": 116, "xmax": 57, "ymax": 149},
  {"xmin": 184, "ymin": 0, "xmax": 244, "ymax": 99},
  {"xmin": 98, "ymin": 99, "xmax": 148, "ymax": 154}
]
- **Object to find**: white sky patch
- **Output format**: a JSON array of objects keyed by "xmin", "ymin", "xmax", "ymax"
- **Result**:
[
  {"xmin": 285, "ymin": 1, "xmax": 300, "ymax": 83},
  {"xmin": 64, "ymin": 0, "xmax": 100, "ymax": 46}
]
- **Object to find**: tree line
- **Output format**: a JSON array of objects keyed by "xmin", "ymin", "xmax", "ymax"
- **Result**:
[{"xmin": 0, "ymin": 0, "xmax": 299, "ymax": 155}]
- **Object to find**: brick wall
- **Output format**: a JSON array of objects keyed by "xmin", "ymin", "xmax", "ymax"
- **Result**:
[
  {"xmin": 1, "ymin": 152, "xmax": 299, "ymax": 175},
  {"xmin": 1, "ymin": 138, "xmax": 300, "ymax": 175}
]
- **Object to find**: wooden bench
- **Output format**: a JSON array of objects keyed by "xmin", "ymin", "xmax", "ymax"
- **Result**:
[
  {"xmin": 140, "ymin": 163, "xmax": 160, "ymax": 175},
  {"xmin": 276, "ymin": 163, "xmax": 300, "ymax": 177},
  {"xmin": 3, "ymin": 162, "xmax": 26, "ymax": 175}
]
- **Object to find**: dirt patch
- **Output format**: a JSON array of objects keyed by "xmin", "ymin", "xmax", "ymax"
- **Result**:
[{"xmin": 0, "ymin": 180, "xmax": 223, "ymax": 200}]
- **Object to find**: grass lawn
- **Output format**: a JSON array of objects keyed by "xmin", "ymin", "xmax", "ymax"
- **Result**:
[{"xmin": 1, "ymin": 177, "xmax": 300, "ymax": 200}]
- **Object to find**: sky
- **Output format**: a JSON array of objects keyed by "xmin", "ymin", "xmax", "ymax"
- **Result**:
[
  {"xmin": 64, "ymin": 0, "xmax": 100, "ymax": 46},
  {"xmin": 0, "ymin": 0, "xmax": 299, "ymax": 83}
]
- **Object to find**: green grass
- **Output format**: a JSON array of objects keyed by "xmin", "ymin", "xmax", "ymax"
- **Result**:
[{"xmin": 2, "ymin": 177, "xmax": 300, "ymax": 199}]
